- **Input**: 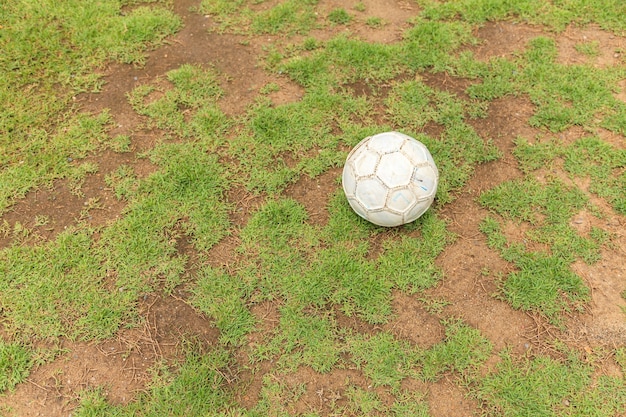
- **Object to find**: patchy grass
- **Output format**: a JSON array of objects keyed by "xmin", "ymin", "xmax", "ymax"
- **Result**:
[
  {"xmin": 0, "ymin": 0, "xmax": 181, "ymax": 213},
  {"xmin": 2, "ymin": 0, "xmax": 625, "ymax": 415},
  {"xmin": 478, "ymin": 178, "xmax": 599, "ymax": 324},
  {"xmin": 74, "ymin": 343, "xmax": 236, "ymax": 416}
]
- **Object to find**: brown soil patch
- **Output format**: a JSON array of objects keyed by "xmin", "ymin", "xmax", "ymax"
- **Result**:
[
  {"xmin": 474, "ymin": 22, "xmax": 544, "ymax": 61},
  {"xmin": 557, "ymin": 25, "xmax": 625, "ymax": 67}
]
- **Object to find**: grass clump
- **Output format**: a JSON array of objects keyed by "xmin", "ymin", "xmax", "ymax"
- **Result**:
[
  {"xmin": 419, "ymin": 320, "xmax": 493, "ymax": 382},
  {"xmin": 458, "ymin": 37, "xmax": 626, "ymax": 133},
  {"xmin": 513, "ymin": 134, "xmax": 626, "ymax": 215},
  {"xmin": 198, "ymin": 0, "xmax": 320, "ymax": 35},
  {"xmin": 255, "ymin": 305, "xmax": 340, "ymax": 373},
  {"xmin": 251, "ymin": 0, "xmax": 319, "ymax": 35},
  {"xmin": 230, "ymin": 89, "xmax": 368, "ymax": 193},
  {"xmin": 0, "ymin": 111, "xmax": 113, "ymax": 213},
  {"xmin": 191, "ymin": 266, "xmax": 256, "ymax": 346},
  {"xmin": 402, "ymin": 19, "xmax": 476, "ymax": 71},
  {"xmin": 347, "ymin": 320, "xmax": 492, "ymax": 388},
  {"xmin": 0, "ymin": 342, "xmax": 34, "ymax": 392},
  {"xmin": 128, "ymin": 64, "xmax": 229, "ymax": 145},
  {"xmin": 328, "ymin": 8, "xmax": 352, "ymax": 25},
  {"xmin": 281, "ymin": 19, "xmax": 475, "ymax": 87},
  {"xmin": 377, "ymin": 212, "xmax": 453, "ymax": 293},
  {"xmin": 348, "ymin": 332, "xmax": 418, "ymax": 388},
  {"xmin": 417, "ymin": 0, "xmax": 626, "ymax": 33}
]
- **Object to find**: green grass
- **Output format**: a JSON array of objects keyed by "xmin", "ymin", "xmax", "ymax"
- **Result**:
[
  {"xmin": 474, "ymin": 350, "xmax": 626, "ymax": 416},
  {"xmin": 99, "ymin": 141, "xmax": 231, "ymax": 297},
  {"xmin": 328, "ymin": 8, "xmax": 352, "ymax": 25},
  {"xmin": 455, "ymin": 37, "xmax": 626, "ymax": 133},
  {"xmin": 0, "ymin": 230, "xmax": 129, "ymax": 341},
  {"xmin": 419, "ymin": 320, "xmax": 493, "ymax": 382},
  {"xmin": 417, "ymin": 0, "xmax": 626, "ymax": 33},
  {"xmin": 192, "ymin": 198, "xmax": 453, "ymax": 347},
  {"xmin": 2, "ymin": 0, "xmax": 626, "ymax": 415},
  {"xmin": 513, "ymin": 134, "xmax": 626, "ymax": 215}
]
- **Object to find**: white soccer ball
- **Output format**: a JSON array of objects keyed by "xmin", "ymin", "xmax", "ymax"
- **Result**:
[{"xmin": 342, "ymin": 131, "xmax": 439, "ymax": 227}]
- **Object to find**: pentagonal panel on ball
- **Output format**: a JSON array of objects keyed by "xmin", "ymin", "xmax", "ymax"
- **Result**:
[
  {"xmin": 377, "ymin": 152, "xmax": 413, "ymax": 188},
  {"xmin": 355, "ymin": 178, "xmax": 388, "ymax": 211},
  {"xmin": 353, "ymin": 149, "xmax": 380, "ymax": 177}
]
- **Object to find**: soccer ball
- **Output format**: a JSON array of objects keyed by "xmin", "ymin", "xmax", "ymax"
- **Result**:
[{"xmin": 342, "ymin": 131, "xmax": 438, "ymax": 227}]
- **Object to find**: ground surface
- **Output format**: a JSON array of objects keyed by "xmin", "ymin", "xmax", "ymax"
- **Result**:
[{"xmin": 1, "ymin": 0, "xmax": 625, "ymax": 416}]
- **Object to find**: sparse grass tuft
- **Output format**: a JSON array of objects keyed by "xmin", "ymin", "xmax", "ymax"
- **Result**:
[{"xmin": 328, "ymin": 8, "xmax": 352, "ymax": 25}]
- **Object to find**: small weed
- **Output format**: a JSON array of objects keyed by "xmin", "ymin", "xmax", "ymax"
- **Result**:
[
  {"xmin": 345, "ymin": 386, "xmax": 385, "ymax": 414},
  {"xmin": 109, "ymin": 134, "xmax": 132, "ymax": 153},
  {"xmin": 105, "ymin": 165, "xmax": 139, "ymax": 201},
  {"xmin": 391, "ymin": 391, "xmax": 431, "ymax": 417},
  {"xmin": 259, "ymin": 82, "xmax": 280, "ymax": 94},
  {"xmin": 67, "ymin": 162, "xmax": 99, "ymax": 197},
  {"xmin": 354, "ymin": 2, "xmax": 366, "ymax": 13},
  {"xmin": 418, "ymin": 296, "xmax": 451, "ymax": 314},
  {"xmin": 33, "ymin": 215, "xmax": 50, "ymax": 227}
]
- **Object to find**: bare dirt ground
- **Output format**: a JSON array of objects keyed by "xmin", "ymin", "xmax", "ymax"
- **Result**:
[{"xmin": 1, "ymin": 1, "xmax": 625, "ymax": 416}]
